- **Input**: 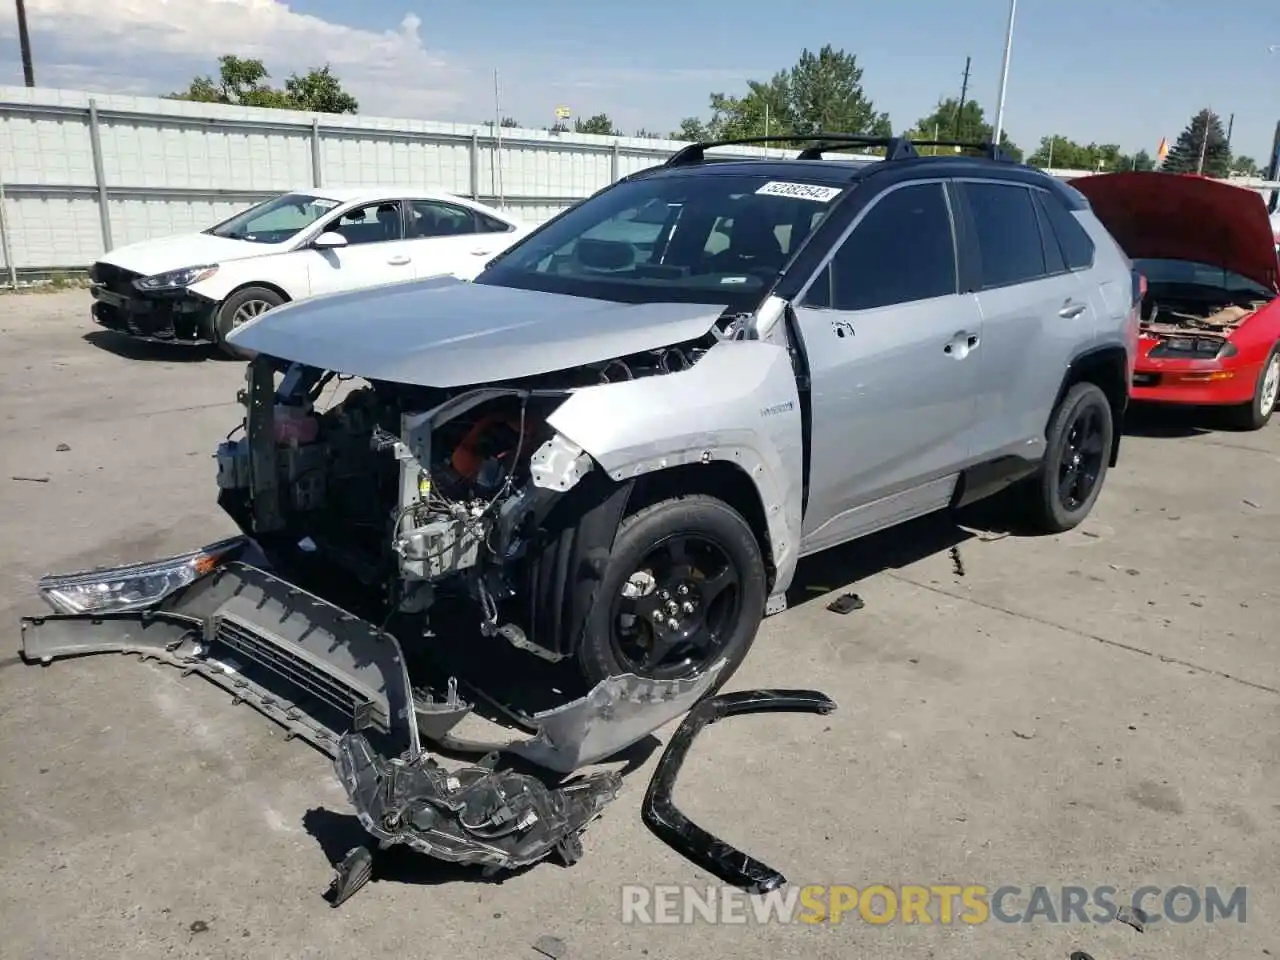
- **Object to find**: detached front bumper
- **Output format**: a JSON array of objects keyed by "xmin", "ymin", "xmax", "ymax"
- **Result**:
[
  {"xmin": 89, "ymin": 265, "xmax": 216, "ymax": 344},
  {"xmin": 22, "ymin": 557, "xmax": 423, "ymax": 758},
  {"xmin": 19, "ymin": 540, "xmax": 723, "ymax": 772}
]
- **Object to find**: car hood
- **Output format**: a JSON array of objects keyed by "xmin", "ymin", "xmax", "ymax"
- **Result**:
[
  {"xmin": 226, "ymin": 276, "xmax": 730, "ymax": 387},
  {"xmin": 97, "ymin": 233, "xmax": 281, "ymax": 277},
  {"xmin": 1071, "ymin": 172, "xmax": 1279, "ymax": 291}
]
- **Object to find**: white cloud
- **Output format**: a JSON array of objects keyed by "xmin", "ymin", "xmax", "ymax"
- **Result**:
[
  {"xmin": 0, "ymin": 0, "xmax": 772, "ymax": 132},
  {"xmin": 0, "ymin": 0, "xmax": 469, "ymax": 115}
]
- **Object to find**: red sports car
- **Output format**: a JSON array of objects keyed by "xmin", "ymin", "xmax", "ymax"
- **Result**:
[{"xmin": 1072, "ymin": 171, "xmax": 1280, "ymax": 430}]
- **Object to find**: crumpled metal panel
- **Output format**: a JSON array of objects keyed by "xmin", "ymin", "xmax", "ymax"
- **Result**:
[{"xmin": 436, "ymin": 658, "xmax": 727, "ymax": 773}]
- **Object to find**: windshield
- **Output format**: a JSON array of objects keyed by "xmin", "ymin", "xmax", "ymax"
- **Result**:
[
  {"xmin": 1135, "ymin": 258, "xmax": 1272, "ymax": 299},
  {"xmin": 206, "ymin": 193, "xmax": 344, "ymax": 244},
  {"xmin": 475, "ymin": 173, "xmax": 847, "ymax": 307}
]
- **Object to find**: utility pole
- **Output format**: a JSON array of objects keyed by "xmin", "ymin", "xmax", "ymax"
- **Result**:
[
  {"xmin": 1225, "ymin": 112, "xmax": 1234, "ymax": 148},
  {"xmin": 992, "ymin": 0, "xmax": 1018, "ymax": 148},
  {"xmin": 15, "ymin": 0, "xmax": 35, "ymax": 86},
  {"xmin": 954, "ymin": 56, "xmax": 971, "ymax": 139},
  {"xmin": 1196, "ymin": 106, "xmax": 1211, "ymax": 175},
  {"xmin": 492, "ymin": 69, "xmax": 504, "ymax": 207}
]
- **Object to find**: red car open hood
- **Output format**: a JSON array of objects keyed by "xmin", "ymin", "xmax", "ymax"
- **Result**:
[{"xmin": 1071, "ymin": 171, "xmax": 1279, "ymax": 292}]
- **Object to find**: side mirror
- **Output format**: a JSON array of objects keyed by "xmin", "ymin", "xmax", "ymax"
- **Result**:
[{"xmin": 313, "ymin": 231, "xmax": 349, "ymax": 249}]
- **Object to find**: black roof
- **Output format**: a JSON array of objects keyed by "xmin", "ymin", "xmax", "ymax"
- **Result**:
[{"xmin": 623, "ymin": 132, "xmax": 1087, "ymax": 208}]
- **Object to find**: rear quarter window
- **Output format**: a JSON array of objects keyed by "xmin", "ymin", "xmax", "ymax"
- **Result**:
[
  {"xmin": 962, "ymin": 181, "xmax": 1048, "ymax": 289},
  {"xmin": 1034, "ymin": 190, "xmax": 1096, "ymax": 271}
]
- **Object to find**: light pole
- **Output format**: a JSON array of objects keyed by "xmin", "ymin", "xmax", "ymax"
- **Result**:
[
  {"xmin": 15, "ymin": 0, "xmax": 35, "ymax": 86},
  {"xmin": 992, "ymin": 0, "xmax": 1017, "ymax": 148}
]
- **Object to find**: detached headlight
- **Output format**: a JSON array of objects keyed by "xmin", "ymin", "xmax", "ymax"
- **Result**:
[
  {"xmin": 133, "ymin": 264, "xmax": 219, "ymax": 291},
  {"xmin": 38, "ymin": 536, "xmax": 246, "ymax": 615}
]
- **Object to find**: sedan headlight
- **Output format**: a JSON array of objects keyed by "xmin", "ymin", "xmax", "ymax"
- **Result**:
[
  {"xmin": 133, "ymin": 264, "xmax": 219, "ymax": 291},
  {"xmin": 38, "ymin": 536, "xmax": 246, "ymax": 615}
]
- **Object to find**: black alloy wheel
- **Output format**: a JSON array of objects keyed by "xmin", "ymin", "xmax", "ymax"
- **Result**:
[
  {"xmin": 1057, "ymin": 403, "xmax": 1108, "ymax": 512},
  {"xmin": 610, "ymin": 532, "xmax": 744, "ymax": 680}
]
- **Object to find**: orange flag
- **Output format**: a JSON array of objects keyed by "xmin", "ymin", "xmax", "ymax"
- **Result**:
[{"xmin": 1156, "ymin": 137, "xmax": 1169, "ymax": 164}]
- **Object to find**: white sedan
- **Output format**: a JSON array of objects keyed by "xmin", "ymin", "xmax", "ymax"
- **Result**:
[{"xmin": 87, "ymin": 188, "xmax": 529, "ymax": 355}]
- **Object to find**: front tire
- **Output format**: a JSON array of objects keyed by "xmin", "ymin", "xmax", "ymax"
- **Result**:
[
  {"xmin": 575, "ymin": 495, "xmax": 767, "ymax": 691},
  {"xmin": 1226, "ymin": 344, "xmax": 1280, "ymax": 431},
  {"xmin": 1020, "ymin": 381, "xmax": 1114, "ymax": 534},
  {"xmin": 214, "ymin": 286, "xmax": 285, "ymax": 359}
]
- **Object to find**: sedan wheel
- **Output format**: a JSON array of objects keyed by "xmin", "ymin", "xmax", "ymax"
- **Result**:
[
  {"xmin": 231, "ymin": 298, "xmax": 273, "ymax": 328},
  {"xmin": 1228, "ymin": 344, "xmax": 1280, "ymax": 430}
]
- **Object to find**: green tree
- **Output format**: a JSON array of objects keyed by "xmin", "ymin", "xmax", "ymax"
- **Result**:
[
  {"xmin": 574, "ymin": 113, "xmax": 621, "ymax": 136},
  {"xmin": 1027, "ymin": 136, "xmax": 1145, "ymax": 172},
  {"xmin": 908, "ymin": 97, "xmax": 1022, "ymax": 161},
  {"xmin": 1233, "ymin": 155, "xmax": 1259, "ymax": 177},
  {"xmin": 1129, "ymin": 148, "xmax": 1155, "ymax": 172},
  {"xmin": 634, "ymin": 128, "xmax": 665, "ymax": 139},
  {"xmin": 672, "ymin": 117, "xmax": 711, "ymax": 141},
  {"xmin": 282, "ymin": 65, "xmax": 357, "ymax": 113},
  {"xmin": 500, "ymin": 116, "xmax": 520, "ymax": 128},
  {"xmin": 676, "ymin": 46, "xmax": 891, "ymax": 148},
  {"xmin": 1162, "ymin": 109, "xmax": 1231, "ymax": 177},
  {"xmin": 166, "ymin": 56, "xmax": 358, "ymax": 113}
]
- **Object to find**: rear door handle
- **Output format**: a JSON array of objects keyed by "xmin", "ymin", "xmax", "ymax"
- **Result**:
[
  {"xmin": 387, "ymin": 255, "xmax": 411, "ymax": 266},
  {"xmin": 470, "ymin": 249, "xmax": 493, "ymax": 256},
  {"xmin": 1059, "ymin": 301, "xmax": 1087, "ymax": 319}
]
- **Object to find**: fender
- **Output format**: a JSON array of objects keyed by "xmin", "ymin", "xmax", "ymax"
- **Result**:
[{"xmin": 544, "ymin": 339, "xmax": 805, "ymax": 610}]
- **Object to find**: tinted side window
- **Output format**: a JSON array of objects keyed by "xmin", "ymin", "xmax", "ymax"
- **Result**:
[
  {"xmin": 325, "ymin": 201, "xmax": 403, "ymax": 245},
  {"xmin": 803, "ymin": 182, "xmax": 957, "ymax": 311},
  {"xmin": 964, "ymin": 182, "xmax": 1047, "ymax": 288},
  {"xmin": 478, "ymin": 212, "xmax": 515, "ymax": 233},
  {"xmin": 409, "ymin": 200, "xmax": 478, "ymax": 238},
  {"xmin": 1033, "ymin": 193, "xmax": 1067, "ymax": 275},
  {"xmin": 1034, "ymin": 191, "xmax": 1096, "ymax": 270}
]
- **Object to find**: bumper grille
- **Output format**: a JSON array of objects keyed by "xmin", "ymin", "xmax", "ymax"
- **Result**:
[
  {"xmin": 212, "ymin": 611, "xmax": 382, "ymax": 733},
  {"xmin": 90, "ymin": 261, "xmax": 141, "ymax": 294}
]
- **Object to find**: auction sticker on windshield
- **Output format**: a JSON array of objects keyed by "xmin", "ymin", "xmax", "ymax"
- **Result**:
[{"xmin": 756, "ymin": 181, "xmax": 843, "ymax": 202}]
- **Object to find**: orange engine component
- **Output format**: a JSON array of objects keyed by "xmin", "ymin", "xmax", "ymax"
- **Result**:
[{"xmin": 449, "ymin": 412, "xmax": 542, "ymax": 480}]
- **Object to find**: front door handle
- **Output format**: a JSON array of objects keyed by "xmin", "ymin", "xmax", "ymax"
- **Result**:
[
  {"xmin": 387, "ymin": 255, "xmax": 411, "ymax": 266},
  {"xmin": 470, "ymin": 249, "xmax": 493, "ymax": 256},
  {"xmin": 944, "ymin": 331, "xmax": 980, "ymax": 356},
  {"xmin": 1059, "ymin": 300, "xmax": 1087, "ymax": 319}
]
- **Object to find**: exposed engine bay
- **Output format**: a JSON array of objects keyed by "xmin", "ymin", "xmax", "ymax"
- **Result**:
[
  {"xmin": 1140, "ymin": 290, "xmax": 1270, "ymax": 338},
  {"xmin": 215, "ymin": 337, "xmax": 717, "ymax": 638}
]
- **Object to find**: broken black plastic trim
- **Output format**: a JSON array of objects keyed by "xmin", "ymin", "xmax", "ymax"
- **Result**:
[{"xmin": 641, "ymin": 689, "xmax": 837, "ymax": 894}]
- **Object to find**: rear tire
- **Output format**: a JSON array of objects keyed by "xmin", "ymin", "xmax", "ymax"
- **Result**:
[
  {"xmin": 215, "ymin": 286, "xmax": 285, "ymax": 359},
  {"xmin": 1019, "ymin": 381, "xmax": 1114, "ymax": 534},
  {"xmin": 575, "ymin": 495, "xmax": 767, "ymax": 692},
  {"xmin": 1225, "ymin": 344, "xmax": 1280, "ymax": 431}
]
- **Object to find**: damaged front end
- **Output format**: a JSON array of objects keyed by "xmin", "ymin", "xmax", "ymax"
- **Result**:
[{"xmin": 19, "ymin": 340, "xmax": 734, "ymax": 881}]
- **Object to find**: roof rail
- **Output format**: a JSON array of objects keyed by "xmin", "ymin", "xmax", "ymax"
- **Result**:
[
  {"xmin": 794, "ymin": 138, "xmax": 919, "ymax": 161},
  {"xmin": 665, "ymin": 133, "xmax": 1019, "ymax": 168},
  {"xmin": 909, "ymin": 139, "xmax": 1018, "ymax": 163},
  {"xmin": 664, "ymin": 133, "xmax": 913, "ymax": 167}
]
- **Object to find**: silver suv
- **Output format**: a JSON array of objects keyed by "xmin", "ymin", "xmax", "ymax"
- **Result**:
[{"xmin": 23, "ymin": 134, "xmax": 1138, "ymax": 772}]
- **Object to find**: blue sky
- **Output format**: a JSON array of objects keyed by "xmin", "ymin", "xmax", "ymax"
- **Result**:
[{"xmin": 0, "ymin": 0, "xmax": 1277, "ymax": 163}]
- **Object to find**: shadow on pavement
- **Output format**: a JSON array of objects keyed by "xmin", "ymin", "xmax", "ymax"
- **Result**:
[
  {"xmin": 1123, "ymin": 402, "xmax": 1241, "ymax": 438},
  {"xmin": 82, "ymin": 329, "xmax": 218, "ymax": 362},
  {"xmin": 302, "ymin": 807, "xmax": 536, "ymax": 890}
]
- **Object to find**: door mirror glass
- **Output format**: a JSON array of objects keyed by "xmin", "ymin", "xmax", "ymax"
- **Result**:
[{"xmin": 313, "ymin": 231, "xmax": 349, "ymax": 249}]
